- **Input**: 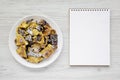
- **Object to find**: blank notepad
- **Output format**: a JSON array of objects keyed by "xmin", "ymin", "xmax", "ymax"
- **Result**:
[{"xmin": 70, "ymin": 8, "xmax": 110, "ymax": 66}]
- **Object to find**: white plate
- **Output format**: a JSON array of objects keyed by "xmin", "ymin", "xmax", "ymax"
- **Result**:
[{"xmin": 9, "ymin": 15, "xmax": 63, "ymax": 68}]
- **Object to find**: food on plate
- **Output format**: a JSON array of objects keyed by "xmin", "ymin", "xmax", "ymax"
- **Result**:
[{"xmin": 15, "ymin": 19, "xmax": 58, "ymax": 63}]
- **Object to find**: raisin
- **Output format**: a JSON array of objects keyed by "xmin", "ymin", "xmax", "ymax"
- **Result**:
[
  {"xmin": 49, "ymin": 34, "xmax": 58, "ymax": 45},
  {"xmin": 18, "ymin": 29, "xmax": 25, "ymax": 36},
  {"xmin": 39, "ymin": 19, "xmax": 47, "ymax": 26},
  {"xmin": 26, "ymin": 19, "xmax": 33, "ymax": 24},
  {"xmin": 36, "ymin": 25, "xmax": 43, "ymax": 32},
  {"xmin": 36, "ymin": 35, "xmax": 41, "ymax": 41}
]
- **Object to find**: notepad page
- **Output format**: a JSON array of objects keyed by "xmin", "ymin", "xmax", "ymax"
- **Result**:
[{"xmin": 70, "ymin": 8, "xmax": 110, "ymax": 66}]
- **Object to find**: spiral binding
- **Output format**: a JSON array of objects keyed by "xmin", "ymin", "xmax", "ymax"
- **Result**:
[{"xmin": 70, "ymin": 8, "xmax": 109, "ymax": 11}]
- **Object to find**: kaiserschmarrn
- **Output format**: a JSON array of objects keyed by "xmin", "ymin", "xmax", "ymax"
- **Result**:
[{"xmin": 15, "ymin": 19, "xmax": 58, "ymax": 63}]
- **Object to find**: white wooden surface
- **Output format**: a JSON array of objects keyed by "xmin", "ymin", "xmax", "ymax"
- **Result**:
[{"xmin": 0, "ymin": 0, "xmax": 120, "ymax": 80}]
